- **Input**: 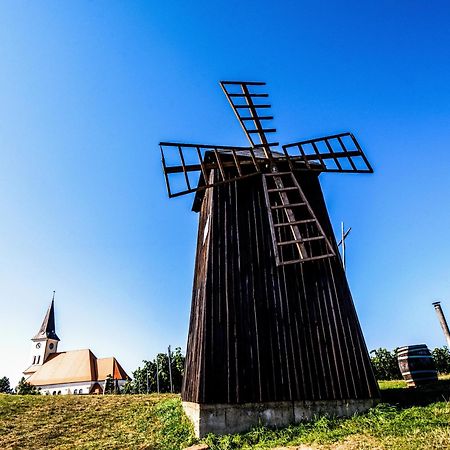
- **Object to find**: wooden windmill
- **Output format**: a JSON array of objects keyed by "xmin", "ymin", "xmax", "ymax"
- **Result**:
[{"xmin": 160, "ymin": 81, "xmax": 379, "ymax": 437}]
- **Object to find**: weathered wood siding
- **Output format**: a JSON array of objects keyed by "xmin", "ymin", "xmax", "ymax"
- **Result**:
[{"xmin": 182, "ymin": 170, "xmax": 379, "ymax": 404}]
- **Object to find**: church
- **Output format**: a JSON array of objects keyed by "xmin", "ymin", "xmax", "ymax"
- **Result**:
[{"xmin": 23, "ymin": 295, "xmax": 129, "ymax": 395}]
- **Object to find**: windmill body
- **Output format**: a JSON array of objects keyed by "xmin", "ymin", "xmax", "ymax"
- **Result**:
[{"xmin": 160, "ymin": 82, "xmax": 379, "ymax": 437}]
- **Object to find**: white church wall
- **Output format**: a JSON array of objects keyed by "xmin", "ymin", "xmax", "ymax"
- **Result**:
[
  {"xmin": 39, "ymin": 379, "xmax": 127, "ymax": 395},
  {"xmin": 39, "ymin": 381, "xmax": 94, "ymax": 395}
]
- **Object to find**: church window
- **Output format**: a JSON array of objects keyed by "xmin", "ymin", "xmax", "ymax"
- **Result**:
[
  {"xmin": 33, "ymin": 356, "xmax": 36, "ymax": 364},
  {"xmin": 52, "ymin": 391, "xmax": 56, "ymax": 395},
  {"xmin": 36, "ymin": 356, "xmax": 40, "ymax": 364},
  {"xmin": 74, "ymin": 389, "xmax": 78, "ymax": 394},
  {"xmin": 79, "ymin": 389, "xmax": 83, "ymax": 394},
  {"xmin": 57, "ymin": 391, "xmax": 61, "ymax": 395},
  {"xmin": 49, "ymin": 343, "xmax": 54, "ymax": 350}
]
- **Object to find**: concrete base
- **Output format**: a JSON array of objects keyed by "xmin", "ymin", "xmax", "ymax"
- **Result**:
[{"xmin": 183, "ymin": 398, "xmax": 379, "ymax": 438}]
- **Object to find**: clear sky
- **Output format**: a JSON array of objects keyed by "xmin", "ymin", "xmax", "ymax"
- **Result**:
[{"xmin": 1, "ymin": 1, "xmax": 450, "ymax": 386}]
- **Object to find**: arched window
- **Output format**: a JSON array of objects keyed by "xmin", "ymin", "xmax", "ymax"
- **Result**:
[
  {"xmin": 33, "ymin": 356, "xmax": 36, "ymax": 364},
  {"xmin": 57, "ymin": 391, "xmax": 61, "ymax": 395},
  {"xmin": 36, "ymin": 356, "xmax": 40, "ymax": 364},
  {"xmin": 78, "ymin": 389, "xmax": 83, "ymax": 394},
  {"xmin": 52, "ymin": 391, "xmax": 56, "ymax": 395},
  {"xmin": 74, "ymin": 389, "xmax": 78, "ymax": 394}
]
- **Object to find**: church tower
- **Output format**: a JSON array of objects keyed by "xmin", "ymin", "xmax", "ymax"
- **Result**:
[{"xmin": 28, "ymin": 292, "xmax": 60, "ymax": 369}]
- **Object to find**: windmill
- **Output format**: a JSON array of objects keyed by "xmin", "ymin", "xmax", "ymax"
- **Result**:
[{"xmin": 160, "ymin": 81, "xmax": 379, "ymax": 437}]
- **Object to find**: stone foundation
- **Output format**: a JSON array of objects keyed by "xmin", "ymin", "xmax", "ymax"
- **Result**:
[{"xmin": 183, "ymin": 398, "xmax": 378, "ymax": 438}]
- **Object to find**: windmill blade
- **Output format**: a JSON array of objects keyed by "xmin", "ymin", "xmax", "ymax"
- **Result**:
[
  {"xmin": 282, "ymin": 132, "xmax": 373, "ymax": 173},
  {"xmin": 220, "ymin": 81, "xmax": 278, "ymax": 155},
  {"xmin": 160, "ymin": 142, "xmax": 264, "ymax": 198},
  {"xmin": 262, "ymin": 171, "xmax": 335, "ymax": 266}
]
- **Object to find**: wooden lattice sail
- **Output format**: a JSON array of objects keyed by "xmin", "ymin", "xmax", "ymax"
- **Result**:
[{"xmin": 159, "ymin": 81, "xmax": 379, "ymax": 437}]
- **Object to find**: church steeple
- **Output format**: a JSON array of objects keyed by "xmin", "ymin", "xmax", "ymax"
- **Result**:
[
  {"xmin": 33, "ymin": 291, "xmax": 60, "ymax": 341},
  {"xmin": 25, "ymin": 292, "xmax": 61, "ymax": 373}
]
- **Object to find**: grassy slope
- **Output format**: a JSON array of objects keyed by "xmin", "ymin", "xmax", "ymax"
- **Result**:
[
  {"xmin": 1, "ymin": 379, "xmax": 450, "ymax": 450},
  {"xmin": 0, "ymin": 394, "xmax": 196, "ymax": 450}
]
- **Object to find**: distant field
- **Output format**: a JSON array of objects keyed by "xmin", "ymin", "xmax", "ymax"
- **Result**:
[{"xmin": 1, "ymin": 378, "xmax": 450, "ymax": 449}]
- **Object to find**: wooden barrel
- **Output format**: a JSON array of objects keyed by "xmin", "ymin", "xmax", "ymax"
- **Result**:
[{"xmin": 397, "ymin": 344, "xmax": 437, "ymax": 387}]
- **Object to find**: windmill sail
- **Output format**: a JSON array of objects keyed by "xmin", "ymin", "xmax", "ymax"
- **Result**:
[
  {"xmin": 221, "ymin": 80, "xmax": 337, "ymax": 265},
  {"xmin": 161, "ymin": 83, "xmax": 373, "ymax": 266},
  {"xmin": 160, "ymin": 143, "xmax": 263, "ymax": 197},
  {"xmin": 220, "ymin": 81, "xmax": 278, "ymax": 153},
  {"xmin": 283, "ymin": 132, "xmax": 373, "ymax": 173}
]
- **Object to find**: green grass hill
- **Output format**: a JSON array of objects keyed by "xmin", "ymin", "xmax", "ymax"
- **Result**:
[{"xmin": 1, "ymin": 378, "xmax": 450, "ymax": 449}]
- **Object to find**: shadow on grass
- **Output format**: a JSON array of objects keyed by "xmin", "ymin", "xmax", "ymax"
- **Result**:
[{"xmin": 381, "ymin": 378, "xmax": 450, "ymax": 407}]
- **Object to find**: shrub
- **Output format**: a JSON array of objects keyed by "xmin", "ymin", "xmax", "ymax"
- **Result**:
[
  {"xmin": 0, "ymin": 376, "xmax": 12, "ymax": 394},
  {"xmin": 370, "ymin": 348, "xmax": 402, "ymax": 380},
  {"xmin": 15, "ymin": 377, "xmax": 40, "ymax": 395},
  {"xmin": 431, "ymin": 346, "xmax": 450, "ymax": 374}
]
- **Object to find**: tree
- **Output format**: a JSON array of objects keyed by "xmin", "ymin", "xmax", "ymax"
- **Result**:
[
  {"xmin": 125, "ymin": 347, "xmax": 185, "ymax": 394},
  {"xmin": 170, "ymin": 347, "xmax": 185, "ymax": 393},
  {"xmin": 15, "ymin": 377, "xmax": 40, "ymax": 395},
  {"xmin": 0, "ymin": 376, "xmax": 12, "ymax": 394},
  {"xmin": 122, "ymin": 379, "xmax": 134, "ymax": 394},
  {"xmin": 370, "ymin": 348, "xmax": 402, "ymax": 380},
  {"xmin": 104, "ymin": 374, "xmax": 115, "ymax": 394},
  {"xmin": 432, "ymin": 346, "xmax": 450, "ymax": 374}
]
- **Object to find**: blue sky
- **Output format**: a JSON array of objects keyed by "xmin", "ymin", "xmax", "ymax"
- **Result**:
[{"xmin": 1, "ymin": 1, "xmax": 450, "ymax": 386}]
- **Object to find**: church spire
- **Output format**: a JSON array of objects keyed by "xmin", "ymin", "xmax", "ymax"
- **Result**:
[{"xmin": 33, "ymin": 291, "xmax": 60, "ymax": 341}]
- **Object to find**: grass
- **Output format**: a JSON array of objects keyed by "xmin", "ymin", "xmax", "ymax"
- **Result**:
[
  {"xmin": 204, "ymin": 402, "xmax": 450, "ymax": 449},
  {"xmin": 0, "ymin": 393, "xmax": 196, "ymax": 450},
  {"xmin": 204, "ymin": 377, "xmax": 450, "ymax": 449},
  {"xmin": 1, "ymin": 378, "xmax": 450, "ymax": 449}
]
